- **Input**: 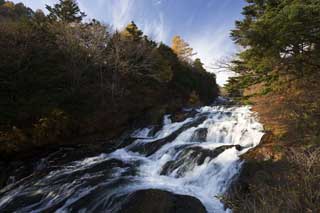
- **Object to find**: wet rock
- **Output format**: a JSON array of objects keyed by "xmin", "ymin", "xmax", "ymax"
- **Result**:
[
  {"xmin": 147, "ymin": 125, "xmax": 162, "ymax": 137},
  {"xmin": 172, "ymin": 109, "xmax": 198, "ymax": 123},
  {"xmin": 161, "ymin": 145, "xmax": 244, "ymax": 177},
  {"xmin": 130, "ymin": 115, "xmax": 208, "ymax": 156},
  {"xmin": 212, "ymin": 97, "xmax": 233, "ymax": 106},
  {"xmin": 119, "ymin": 189, "xmax": 206, "ymax": 213},
  {"xmin": 190, "ymin": 128, "xmax": 208, "ymax": 142},
  {"xmin": 0, "ymin": 162, "xmax": 7, "ymax": 188}
]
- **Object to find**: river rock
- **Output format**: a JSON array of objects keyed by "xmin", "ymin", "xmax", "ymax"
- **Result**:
[
  {"xmin": 161, "ymin": 145, "xmax": 244, "ymax": 177},
  {"xmin": 130, "ymin": 115, "xmax": 208, "ymax": 156},
  {"xmin": 119, "ymin": 189, "xmax": 207, "ymax": 213},
  {"xmin": 190, "ymin": 128, "xmax": 208, "ymax": 142}
]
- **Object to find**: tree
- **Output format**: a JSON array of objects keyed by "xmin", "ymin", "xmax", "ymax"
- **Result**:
[
  {"xmin": 0, "ymin": 0, "xmax": 220, "ymax": 159},
  {"xmin": 172, "ymin": 35, "xmax": 196, "ymax": 62},
  {"xmin": 46, "ymin": 0, "xmax": 86, "ymax": 23},
  {"xmin": 121, "ymin": 21, "xmax": 143, "ymax": 41},
  {"xmin": 2, "ymin": 1, "xmax": 14, "ymax": 8},
  {"xmin": 231, "ymin": 0, "xmax": 320, "ymax": 75},
  {"xmin": 0, "ymin": 1, "xmax": 33, "ymax": 20},
  {"xmin": 33, "ymin": 9, "xmax": 47, "ymax": 24},
  {"xmin": 193, "ymin": 58, "xmax": 206, "ymax": 72}
]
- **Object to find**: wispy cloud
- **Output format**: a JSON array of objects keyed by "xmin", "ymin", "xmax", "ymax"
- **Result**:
[
  {"xmin": 189, "ymin": 25, "xmax": 236, "ymax": 85},
  {"xmin": 153, "ymin": 0, "xmax": 162, "ymax": 6},
  {"xmin": 12, "ymin": 0, "xmax": 244, "ymax": 85},
  {"xmin": 108, "ymin": 0, "xmax": 136, "ymax": 30},
  {"xmin": 12, "ymin": 0, "xmax": 57, "ymax": 11},
  {"xmin": 142, "ymin": 13, "xmax": 169, "ymax": 42}
]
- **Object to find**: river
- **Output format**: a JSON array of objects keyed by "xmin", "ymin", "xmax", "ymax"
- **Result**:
[{"xmin": 0, "ymin": 103, "xmax": 264, "ymax": 212}]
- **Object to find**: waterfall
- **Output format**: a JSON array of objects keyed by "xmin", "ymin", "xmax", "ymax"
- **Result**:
[{"xmin": 0, "ymin": 105, "xmax": 264, "ymax": 213}]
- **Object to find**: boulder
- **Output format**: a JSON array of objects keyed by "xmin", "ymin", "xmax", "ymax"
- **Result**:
[
  {"xmin": 119, "ymin": 189, "xmax": 207, "ymax": 213},
  {"xmin": 130, "ymin": 115, "xmax": 208, "ymax": 156},
  {"xmin": 190, "ymin": 128, "xmax": 208, "ymax": 142},
  {"xmin": 161, "ymin": 145, "xmax": 244, "ymax": 177}
]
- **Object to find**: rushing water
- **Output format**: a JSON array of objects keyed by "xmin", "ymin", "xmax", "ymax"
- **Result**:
[{"xmin": 0, "ymin": 104, "xmax": 264, "ymax": 213}]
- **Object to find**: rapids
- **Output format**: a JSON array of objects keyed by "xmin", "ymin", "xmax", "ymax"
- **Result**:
[{"xmin": 0, "ymin": 104, "xmax": 264, "ymax": 212}]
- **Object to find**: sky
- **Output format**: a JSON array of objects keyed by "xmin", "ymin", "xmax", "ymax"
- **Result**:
[{"xmin": 12, "ymin": 0, "xmax": 246, "ymax": 85}]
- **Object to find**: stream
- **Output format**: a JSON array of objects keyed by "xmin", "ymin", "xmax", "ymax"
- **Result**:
[{"xmin": 0, "ymin": 103, "xmax": 264, "ymax": 212}]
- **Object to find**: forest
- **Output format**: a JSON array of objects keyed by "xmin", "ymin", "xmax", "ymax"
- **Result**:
[
  {"xmin": 1, "ymin": 0, "xmax": 320, "ymax": 212},
  {"xmin": 0, "ymin": 0, "xmax": 219, "ymax": 160}
]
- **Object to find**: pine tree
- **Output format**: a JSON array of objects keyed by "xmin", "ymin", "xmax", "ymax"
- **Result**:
[
  {"xmin": 172, "ymin": 35, "xmax": 196, "ymax": 62},
  {"xmin": 121, "ymin": 21, "xmax": 143, "ymax": 41},
  {"xmin": 231, "ymin": 0, "xmax": 320, "ymax": 75},
  {"xmin": 193, "ymin": 58, "xmax": 206, "ymax": 72},
  {"xmin": 46, "ymin": 0, "xmax": 86, "ymax": 23}
]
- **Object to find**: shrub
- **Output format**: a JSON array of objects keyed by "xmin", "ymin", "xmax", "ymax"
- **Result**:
[
  {"xmin": 188, "ymin": 90, "xmax": 200, "ymax": 106},
  {"xmin": 0, "ymin": 127, "xmax": 27, "ymax": 156},
  {"xmin": 33, "ymin": 109, "xmax": 71, "ymax": 145},
  {"xmin": 223, "ymin": 147, "xmax": 320, "ymax": 213}
]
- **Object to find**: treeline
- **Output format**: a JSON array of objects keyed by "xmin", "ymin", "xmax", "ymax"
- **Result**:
[
  {"xmin": 0, "ymin": 0, "xmax": 219, "ymax": 159},
  {"xmin": 225, "ymin": 0, "xmax": 320, "ymax": 96}
]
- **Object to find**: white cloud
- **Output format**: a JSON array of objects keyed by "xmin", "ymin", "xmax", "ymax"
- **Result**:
[
  {"xmin": 142, "ymin": 13, "xmax": 168, "ymax": 42},
  {"xmin": 11, "ymin": 0, "xmax": 237, "ymax": 86},
  {"xmin": 153, "ymin": 0, "xmax": 168, "ymax": 6},
  {"xmin": 153, "ymin": 0, "xmax": 162, "ymax": 5},
  {"xmin": 98, "ymin": 0, "xmax": 168, "ymax": 42},
  {"xmin": 108, "ymin": 0, "xmax": 136, "ymax": 30},
  {"xmin": 12, "ymin": 0, "xmax": 57, "ymax": 12},
  {"xmin": 189, "ymin": 26, "xmax": 236, "ymax": 86}
]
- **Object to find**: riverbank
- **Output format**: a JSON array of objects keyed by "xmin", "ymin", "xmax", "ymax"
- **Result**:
[
  {"xmin": 0, "ymin": 103, "xmax": 264, "ymax": 212},
  {"xmin": 226, "ymin": 72, "xmax": 320, "ymax": 212},
  {"xmin": 0, "ymin": 106, "xmax": 206, "ymax": 189}
]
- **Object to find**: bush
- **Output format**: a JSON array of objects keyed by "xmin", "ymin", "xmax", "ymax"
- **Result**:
[
  {"xmin": 224, "ymin": 147, "xmax": 320, "ymax": 213},
  {"xmin": 33, "ymin": 109, "xmax": 71, "ymax": 145},
  {"xmin": 0, "ymin": 127, "xmax": 27, "ymax": 156},
  {"xmin": 188, "ymin": 90, "xmax": 200, "ymax": 106}
]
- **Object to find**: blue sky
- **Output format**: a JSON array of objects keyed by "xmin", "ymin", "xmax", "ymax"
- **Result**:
[{"xmin": 12, "ymin": 0, "xmax": 246, "ymax": 85}]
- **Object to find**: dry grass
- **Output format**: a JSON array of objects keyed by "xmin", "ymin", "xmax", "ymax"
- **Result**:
[
  {"xmin": 243, "ymin": 72, "xmax": 320, "ymax": 158},
  {"xmin": 224, "ymin": 147, "xmax": 320, "ymax": 213},
  {"xmin": 223, "ymin": 72, "xmax": 320, "ymax": 212}
]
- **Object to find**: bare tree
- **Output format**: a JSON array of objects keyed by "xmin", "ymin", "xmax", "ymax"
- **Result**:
[
  {"xmin": 105, "ymin": 33, "xmax": 156, "ymax": 104},
  {"xmin": 209, "ymin": 56, "xmax": 236, "ymax": 73}
]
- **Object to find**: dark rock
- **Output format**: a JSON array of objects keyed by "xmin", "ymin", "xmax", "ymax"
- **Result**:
[
  {"xmin": 147, "ymin": 125, "xmax": 162, "ymax": 137},
  {"xmin": 172, "ymin": 109, "xmax": 198, "ymax": 123},
  {"xmin": 190, "ymin": 128, "xmax": 208, "ymax": 142},
  {"xmin": 161, "ymin": 145, "xmax": 245, "ymax": 177},
  {"xmin": 0, "ymin": 162, "xmax": 7, "ymax": 188},
  {"xmin": 119, "ymin": 189, "xmax": 206, "ymax": 213},
  {"xmin": 235, "ymin": 145, "xmax": 244, "ymax": 151},
  {"xmin": 130, "ymin": 115, "xmax": 208, "ymax": 156}
]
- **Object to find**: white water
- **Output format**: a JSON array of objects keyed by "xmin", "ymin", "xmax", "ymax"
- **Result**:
[{"xmin": 0, "ymin": 105, "xmax": 264, "ymax": 213}]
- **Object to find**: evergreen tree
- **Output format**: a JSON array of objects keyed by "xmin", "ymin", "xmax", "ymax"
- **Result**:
[
  {"xmin": 193, "ymin": 58, "xmax": 206, "ymax": 72},
  {"xmin": 172, "ymin": 35, "xmax": 196, "ymax": 62},
  {"xmin": 231, "ymin": 0, "xmax": 320, "ymax": 75},
  {"xmin": 121, "ymin": 21, "xmax": 143, "ymax": 41},
  {"xmin": 46, "ymin": 0, "xmax": 86, "ymax": 23},
  {"xmin": 33, "ymin": 9, "xmax": 46, "ymax": 22}
]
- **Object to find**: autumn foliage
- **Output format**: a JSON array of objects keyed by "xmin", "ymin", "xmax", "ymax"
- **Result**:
[{"xmin": 0, "ymin": 1, "xmax": 219, "ymax": 159}]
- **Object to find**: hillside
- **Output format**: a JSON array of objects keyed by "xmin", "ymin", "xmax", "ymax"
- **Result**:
[
  {"xmin": 0, "ymin": 0, "xmax": 219, "ymax": 187},
  {"xmin": 224, "ymin": 0, "xmax": 320, "ymax": 212}
]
